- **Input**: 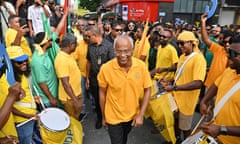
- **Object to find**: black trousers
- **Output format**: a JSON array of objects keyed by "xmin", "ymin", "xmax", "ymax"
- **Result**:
[
  {"xmin": 108, "ymin": 121, "xmax": 133, "ymax": 144},
  {"xmin": 90, "ymin": 84, "xmax": 102, "ymax": 121}
]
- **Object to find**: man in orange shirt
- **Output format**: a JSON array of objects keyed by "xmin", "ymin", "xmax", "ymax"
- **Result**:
[{"xmin": 98, "ymin": 35, "xmax": 152, "ymax": 144}]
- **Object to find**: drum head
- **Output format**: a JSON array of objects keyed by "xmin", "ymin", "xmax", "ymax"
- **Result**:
[{"xmin": 40, "ymin": 108, "xmax": 70, "ymax": 132}]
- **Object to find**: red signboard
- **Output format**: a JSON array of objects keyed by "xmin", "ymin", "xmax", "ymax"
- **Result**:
[
  {"xmin": 104, "ymin": 0, "xmax": 174, "ymax": 8},
  {"xmin": 121, "ymin": 2, "xmax": 159, "ymax": 21}
]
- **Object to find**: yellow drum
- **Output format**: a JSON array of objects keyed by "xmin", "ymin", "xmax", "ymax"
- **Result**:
[
  {"xmin": 148, "ymin": 92, "xmax": 176, "ymax": 142},
  {"xmin": 39, "ymin": 108, "xmax": 70, "ymax": 144}
]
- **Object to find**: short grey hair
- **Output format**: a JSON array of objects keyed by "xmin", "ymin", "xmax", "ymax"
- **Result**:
[
  {"xmin": 113, "ymin": 35, "xmax": 134, "ymax": 49},
  {"xmin": 61, "ymin": 33, "xmax": 77, "ymax": 48},
  {"xmin": 84, "ymin": 26, "xmax": 101, "ymax": 36}
]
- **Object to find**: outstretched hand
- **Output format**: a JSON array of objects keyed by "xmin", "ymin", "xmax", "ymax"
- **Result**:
[{"xmin": 201, "ymin": 13, "xmax": 208, "ymax": 23}]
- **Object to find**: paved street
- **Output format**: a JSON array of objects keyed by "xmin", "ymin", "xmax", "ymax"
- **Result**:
[{"xmin": 81, "ymin": 99, "xmax": 201, "ymax": 144}]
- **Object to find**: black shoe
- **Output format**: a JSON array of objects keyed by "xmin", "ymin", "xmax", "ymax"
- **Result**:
[
  {"xmin": 95, "ymin": 120, "xmax": 102, "ymax": 129},
  {"xmin": 176, "ymin": 137, "xmax": 182, "ymax": 144},
  {"xmin": 79, "ymin": 113, "xmax": 88, "ymax": 122}
]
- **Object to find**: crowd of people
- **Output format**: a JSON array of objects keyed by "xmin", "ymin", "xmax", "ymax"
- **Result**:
[{"xmin": 1, "ymin": 0, "xmax": 240, "ymax": 144}]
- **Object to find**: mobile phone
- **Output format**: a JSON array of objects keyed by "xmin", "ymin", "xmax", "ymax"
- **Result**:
[{"xmin": 19, "ymin": 18, "xmax": 27, "ymax": 27}]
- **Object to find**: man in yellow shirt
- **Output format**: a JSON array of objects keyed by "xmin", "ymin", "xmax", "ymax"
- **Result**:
[
  {"xmin": 0, "ymin": 59, "xmax": 23, "ymax": 144},
  {"xmin": 6, "ymin": 45, "xmax": 37, "ymax": 144},
  {"xmin": 98, "ymin": 35, "xmax": 152, "ymax": 144},
  {"xmin": 163, "ymin": 31, "xmax": 206, "ymax": 142},
  {"xmin": 133, "ymin": 26, "xmax": 150, "ymax": 66},
  {"xmin": 55, "ymin": 33, "xmax": 82, "ymax": 119},
  {"xmin": 200, "ymin": 34, "xmax": 240, "ymax": 144},
  {"xmin": 72, "ymin": 30, "xmax": 89, "ymax": 121},
  {"xmin": 150, "ymin": 29, "xmax": 179, "ymax": 81},
  {"xmin": 5, "ymin": 15, "xmax": 32, "ymax": 58}
]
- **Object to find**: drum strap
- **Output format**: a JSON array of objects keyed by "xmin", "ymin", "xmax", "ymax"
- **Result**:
[
  {"xmin": 174, "ymin": 52, "xmax": 197, "ymax": 84},
  {"xmin": 15, "ymin": 76, "xmax": 36, "ymax": 109},
  {"xmin": 213, "ymin": 81, "xmax": 240, "ymax": 118}
]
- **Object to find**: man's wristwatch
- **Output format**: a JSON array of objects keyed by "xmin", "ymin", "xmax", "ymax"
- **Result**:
[
  {"xmin": 220, "ymin": 125, "xmax": 228, "ymax": 135},
  {"xmin": 173, "ymin": 85, "xmax": 178, "ymax": 91}
]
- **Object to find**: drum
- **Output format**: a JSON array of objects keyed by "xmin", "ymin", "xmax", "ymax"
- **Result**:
[
  {"xmin": 148, "ymin": 92, "xmax": 176, "ymax": 142},
  {"xmin": 182, "ymin": 130, "xmax": 218, "ymax": 144},
  {"xmin": 39, "ymin": 108, "xmax": 70, "ymax": 144}
]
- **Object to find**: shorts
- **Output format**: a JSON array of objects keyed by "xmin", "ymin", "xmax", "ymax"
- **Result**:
[{"xmin": 178, "ymin": 112, "xmax": 193, "ymax": 131}]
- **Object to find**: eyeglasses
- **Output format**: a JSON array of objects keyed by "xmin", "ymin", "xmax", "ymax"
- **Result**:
[
  {"xmin": 14, "ymin": 60, "xmax": 28, "ymax": 65},
  {"xmin": 177, "ymin": 41, "xmax": 190, "ymax": 46},
  {"xmin": 88, "ymin": 23, "xmax": 95, "ymax": 26},
  {"xmin": 114, "ymin": 29, "xmax": 123, "ymax": 32},
  {"xmin": 228, "ymin": 48, "xmax": 240, "ymax": 58},
  {"xmin": 115, "ymin": 49, "xmax": 132, "ymax": 55}
]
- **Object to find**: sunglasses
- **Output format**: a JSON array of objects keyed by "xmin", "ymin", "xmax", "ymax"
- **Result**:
[
  {"xmin": 88, "ymin": 23, "xmax": 95, "ymax": 26},
  {"xmin": 228, "ymin": 48, "xmax": 240, "ymax": 58},
  {"xmin": 159, "ymin": 35, "xmax": 168, "ymax": 39},
  {"xmin": 223, "ymin": 40, "xmax": 230, "ymax": 45},
  {"xmin": 114, "ymin": 28, "xmax": 123, "ymax": 32},
  {"xmin": 177, "ymin": 41, "xmax": 190, "ymax": 46},
  {"xmin": 14, "ymin": 59, "xmax": 28, "ymax": 65}
]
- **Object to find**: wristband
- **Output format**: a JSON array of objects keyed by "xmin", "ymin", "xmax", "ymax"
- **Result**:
[{"xmin": 173, "ymin": 85, "xmax": 178, "ymax": 91}]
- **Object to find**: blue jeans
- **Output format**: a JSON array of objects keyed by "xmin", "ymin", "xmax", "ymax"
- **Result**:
[
  {"xmin": 16, "ymin": 120, "xmax": 35, "ymax": 144},
  {"xmin": 81, "ymin": 76, "xmax": 88, "ymax": 114}
]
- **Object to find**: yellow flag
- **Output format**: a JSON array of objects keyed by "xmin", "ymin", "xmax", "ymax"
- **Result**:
[{"xmin": 137, "ymin": 19, "xmax": 149, "ymax": 58}]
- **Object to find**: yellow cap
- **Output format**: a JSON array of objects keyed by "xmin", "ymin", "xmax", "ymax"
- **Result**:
[
  {"xmin": 6, "ymin": 46, "xmax": 28, "ymax": 62},
  {"xmin": 177, "ymin": 31, "xmax": 200, "ymax": 52}
]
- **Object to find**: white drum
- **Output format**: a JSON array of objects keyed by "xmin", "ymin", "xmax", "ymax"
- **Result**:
[
  {"xmin": 40, "ymin": 107, "xmax": 70, "ymax": 132},
  {"xmin": 182, "ymin": 130, "xmax": 218, "ymax": 144}
]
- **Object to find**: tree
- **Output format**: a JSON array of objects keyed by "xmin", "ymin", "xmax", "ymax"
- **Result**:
[{"xmin": 79, "ymin": 0, "xmax": 100, "ymax": 12}]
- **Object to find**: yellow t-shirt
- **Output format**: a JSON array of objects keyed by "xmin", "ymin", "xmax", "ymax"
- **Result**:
[
  {"xmin": 97, "ymin": 57, "xmax": 152, "ymax": 124},
  {"xmin": 71, "ymin": 40, "xmax": 88, "ymax": 77},
  {"xmin": 13, "ymin": 75, "xmax": 37, "ymax": 123},
  {"xmin": 0, "ymin": 75, "xmax": 18, "ymax": 137},
  {"xmin": 154, "ymin": 44, "xmax": 179, "ymax": 80},
  {"xmin": 205, "ymin": 42, "xmax": 228, "ymax": 88},
  {"xmin": 214, "ymin": 68, "xmax": 240, "ymax": 144},
  {"xmin": 133, "ymin": 38, "xmax": 150, "ymax": 67},
  {"xmin": 55, "ymin": 50, "xmax": 82, "ymax": 101},
  {"xmin": 73, "ymin": 29, "xmax": 83, "ymax": 43},
  {"xmin": 5, "ymin": 28, "xmax": 32, "ymax": 58},
  {"xmin": 174, "ymin": 52, "xmax": 206, "ymax": 115}
]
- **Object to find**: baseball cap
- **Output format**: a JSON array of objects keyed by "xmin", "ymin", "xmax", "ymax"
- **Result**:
[{"xmin": 6, "ymin": 46, "xmax": 28, "ymax": 62}]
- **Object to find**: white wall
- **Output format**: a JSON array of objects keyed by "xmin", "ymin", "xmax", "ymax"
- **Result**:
[{"xmin": 218, "ymin": 10, "xmax": 235, "ymax": 25}]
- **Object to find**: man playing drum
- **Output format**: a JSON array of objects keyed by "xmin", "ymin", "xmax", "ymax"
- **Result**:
[
  {"xmin": 163, "ymin": 31, "xmax": 206, "ymax": 143},
  {"xmin": 0, "ymin": 56, "xmax": 23, "ymax": 144},
  {"xmin": 200, "ymin": 34, "xmax": 240, "ymax": 144}
]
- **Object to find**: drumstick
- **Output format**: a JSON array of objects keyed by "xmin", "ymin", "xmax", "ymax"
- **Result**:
[
  {"xmin": 33, "ymin": 86, "xmax": 46, "ymax": 110},
  {"xmin": 16, "ymin": 111, "xmax": 45, "ymax": 128},
  {"xmin": 1, "ymin": 130, "xmax": 17, "ymax": 144},
  {"xmin": 16, "ymin": 117, "xmax": 35, "ymax": 127},
  {"xmin": 191, "ymin": 115, "xmax": 205, "ymax": 135},
  {"xmin": 191, "ymin": 105, "xmax": 212, "ymax": 135}
]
